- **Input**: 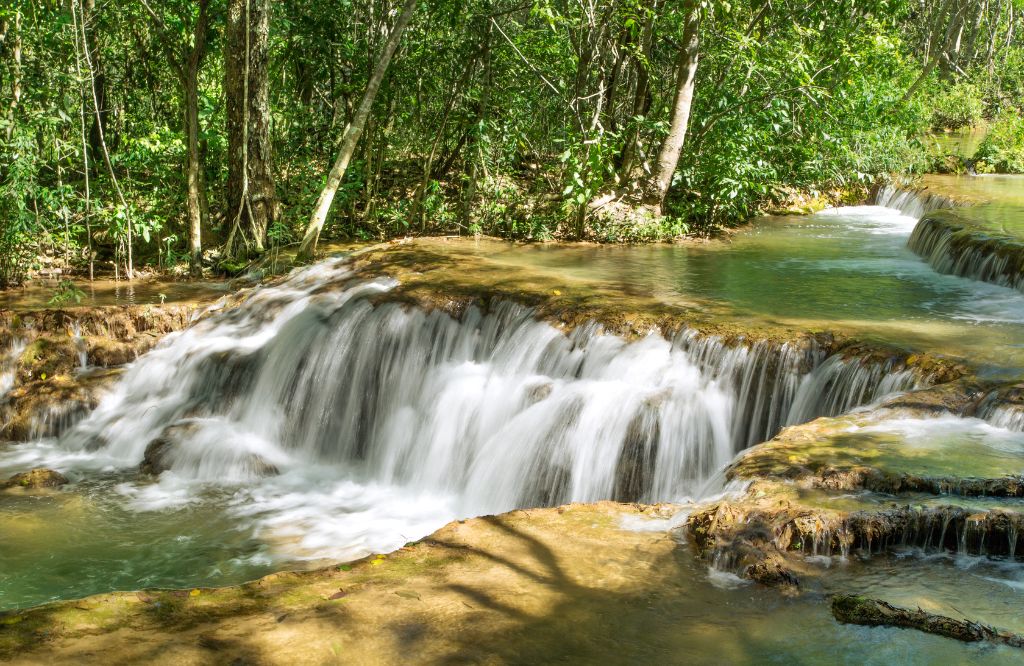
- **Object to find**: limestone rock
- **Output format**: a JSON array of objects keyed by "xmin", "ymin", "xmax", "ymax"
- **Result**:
[{"xmin": 4, "ymin": 468, "xmax": 69, "ymax": 490}]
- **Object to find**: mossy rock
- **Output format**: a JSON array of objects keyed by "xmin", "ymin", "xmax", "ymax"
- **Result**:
[{"xmin": 3, "ymin": 468, "xmax": 69, "ymax": 490}]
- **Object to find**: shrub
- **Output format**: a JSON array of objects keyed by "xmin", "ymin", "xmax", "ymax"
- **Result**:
[
  {"xmin": 974, "ymin": 109, "xmax": 1024, "ymax": 174},
  {"xmin": 930, "ymin": 82, "xmax": 985, "ymax": 130}
]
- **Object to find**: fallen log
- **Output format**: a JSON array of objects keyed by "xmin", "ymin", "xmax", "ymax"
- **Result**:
[{"xmin": 831, "ymin": 595, "xmax": 1024, "ymax": 649}]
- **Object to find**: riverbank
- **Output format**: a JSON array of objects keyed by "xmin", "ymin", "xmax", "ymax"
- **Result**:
[{"xmin": 1, "ymin": 502, "xmax": 1018, "ymax": 665}]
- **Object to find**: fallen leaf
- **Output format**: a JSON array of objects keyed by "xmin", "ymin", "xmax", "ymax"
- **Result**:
[
  {"xmin": 395, "ymin": 591, "xmax": 421, "ymax": 601},
  {"xmin": 329, "ymin": 590, "xmax": 348, "ymax": 600}
]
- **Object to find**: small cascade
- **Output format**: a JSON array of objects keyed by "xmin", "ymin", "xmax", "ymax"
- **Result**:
[
  {"xmin": 873, "ymin": 183, "xmax": 956, "ymax": 218},
  {"xmin": 875, "ymin": 182, "xmax": 1024, "ymax": 294},
  {"xmin": 71, "ymin": 321, "xmax": 88, "ymax": 371},
  {"xmin": 0, "ymin": 338, "xmax": 26, "ymax": 401},
  {"xmin": 27, "ymin": 402, "xmax": 94, "ymax": 440},
  {"xmin": 987, "ymin": 407, "xmax": 1024, "ymax": 432},
  {"xmin": 55, "ymin": 258, "xmax": 927, "ymax": 517},
  {"xmin": 976, "ymin": 390, "xmax": 1024, "ymax": 433},
  {"xmin": 788, "ymin": 508, "xmax": 1024, "ymax": 562},
  {"xmin": 786, "ymin": 355, "xmax": 918, "ymax": 425},
  {"xmin": 908, "ymin": 217, "xmax": 1024, "ymax": 293}
]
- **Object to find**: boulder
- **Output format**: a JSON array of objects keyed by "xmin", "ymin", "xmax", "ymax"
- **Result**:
[{"xmin": 4, "ymin": 468, "xmax": 69, "ymax": 490}]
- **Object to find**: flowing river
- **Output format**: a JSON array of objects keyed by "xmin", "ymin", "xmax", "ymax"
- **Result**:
[{"xmin": 2, "ymin": 176, "xmax": 1024, "ymax": 663}]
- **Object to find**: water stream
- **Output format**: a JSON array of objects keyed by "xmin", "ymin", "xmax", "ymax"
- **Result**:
[{"xmin": 3, "ymin": 186, "xmax": 1024, "ymax": 620}]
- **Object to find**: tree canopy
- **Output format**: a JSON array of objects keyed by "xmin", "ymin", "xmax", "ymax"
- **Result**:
[{"xmin": 1, "ymin": 0, "xmax": 1022, "ymax": 285}]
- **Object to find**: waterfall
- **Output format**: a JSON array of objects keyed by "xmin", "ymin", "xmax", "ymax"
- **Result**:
[
  {"xmin": 873, "ymin": 183, "xmax": 956, "ymax": 219},
  {"xmin": 877, "ymin": 182, "xmax": 1024, "ymax": 293},
  {"xmin": 907, "ymin": 216, "xmax": 1024, "ymax": 293},
  {"xmin": 988, "ymin": 407, "xmax": 1024, "ymax": 432},
  {"xmin": 978, "ymin": 391, "xmax": 1024, "ymax": 433},
  {"xmin": 0, "ymin": 338, "xmax": 25, "ymax": 401},
  {"xmin": 55, "ymin": 258, "xmax": 923, "ymax": 517}
]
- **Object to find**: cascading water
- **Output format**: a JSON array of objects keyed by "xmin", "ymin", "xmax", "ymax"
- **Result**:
[
  {"xmin": 0, "ymin": 340, "xmax": 24, "ymax": 397},
  {"xmin": 878, "ymin": 182, "xmax": 1024, "ymax": 294},
  {"xmin": 46, "ymin": 256, "xmax": 921, "ymax": 562},
  {"xmin": 0, "ymin": 338, "xmax": 25, "ymax": 400},
  {"xmin": 873, "ymin": 183, "xmax": 956, "ymax": 219},
  {"xmin": 907, "ymin": 217, "xmax": 1024, "ymax": 293},
  {"xmin": 987, "ymin": 407, "xmax": 1024, "ymax": 432}
]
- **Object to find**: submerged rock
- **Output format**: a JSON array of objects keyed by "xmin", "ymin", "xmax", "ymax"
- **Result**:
[
  {"xmin": 4, "ymin": 468, "xmax": 69, "ymax": 490},
  {"xmin": 832, "ymin": 595, "xmax": 1024, "ymax": 649},
  {"xmin": 141, "ymin": 421, "xmax": 280, "ymax": 478}
]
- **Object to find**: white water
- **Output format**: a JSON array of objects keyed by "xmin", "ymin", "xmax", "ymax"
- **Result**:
[
  {"xmin": 878, "ymin": 182, "xmax": 1024, "ymax": 294},
  {"xmin": 0, "ymin": 338, "xmax": 25, "ymax": 400},
  {"xmin": 0, "ymin": 255, "xmax": 915, "ymax": 562},
  {"xmin": 873, "ymin": 183, "xmax": 956, "ymax": 219}
]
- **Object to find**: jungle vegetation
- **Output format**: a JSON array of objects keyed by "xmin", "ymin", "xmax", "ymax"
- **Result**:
[{"xmin": 0, "ymin": 0, "xmax": 1022, "ymax": 285}]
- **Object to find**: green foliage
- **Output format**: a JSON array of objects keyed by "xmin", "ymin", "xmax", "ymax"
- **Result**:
[
  {"xmin": 930, "ymin": 83, "xmax": 986, "ymax": 130},
  {"xmin": 47, "ymin": 279, "xmax": 86, "ymax": 307},
  {"xmin": 0, "ymin": 0, "xmax": 1021, "ymax": 279},
  {"xmin": 974, "ymin": 108, "xmax": 1024, "ymax": 174}
]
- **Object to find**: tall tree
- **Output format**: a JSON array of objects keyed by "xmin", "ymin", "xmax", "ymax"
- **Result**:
[
  {"xmin": 225, "ymin": 0, "xmax": 275, "ymax": 260},
  {"xmin": 141, "ymin": 0, "xmax": 212, "ymax": 275},
  {"xmin": 297, "ymin": 0, "xmax": 419, "ymax": 261},
  {"xmin": 641, "ymin": 0, "xmax": 700, "ymax": 214}
]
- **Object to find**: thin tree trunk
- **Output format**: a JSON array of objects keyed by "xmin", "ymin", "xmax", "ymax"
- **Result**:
[
  {"xmin": 463, "ymin": 17, "xmax": 492, "ymax": 229},
  {"xmin": 70, "ymin": 1, "xmax": 94, "ymax": 280},
  {"xmin": 183, "ymin": 0, "xmax": 210, "ymax": 275},
  {"xmin": 80, "ymin": 0, "xmax": 133, "ymax": 278},
  {"xmin": 297, "ymin": 0, "xmax": 418, "ymax": 260},
  {"xmin": 413, "ymin": 50, "xmax": 479, "ymax": 230},
  {"xmin": 900, "ymin": 0, "xmax": 963, "ymax": 104},
  {"xmin": 619, "ymin": 0, "xmax": 658, "ymax": 179},
  {"xmin": 225, "ymin": 0, "xmax": 275, "ymax": 260},
  {"xmin": 81, "ymin": 0, "xmax": 108, "ymax": 170},
  {"xmin": 642, "ymin": 1, "xmax": 700, "ymax": 212},
  {"xmin": 6, "ymin": 9, "xmax": 20, "ymax": 142}
]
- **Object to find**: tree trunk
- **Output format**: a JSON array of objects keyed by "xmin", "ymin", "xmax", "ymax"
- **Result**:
[
  {"xmin": 297, "ymin": 0, "xmax": 418, "ymax": 261},
  {"xmin": 81, "ymin": 0, "xmax": 109, "ymax": 169},
  {"xmin": 619, "ymin": 0, "xmax": 659, "ymax": 180},
  {"xmin": 6, "ymin": 9, "xmax": 20, "ymax": 142},
  {"xmin": 183, "ymin": 0, "xmax": 210, "ymax": 275},
  {"xmin": 225, "ymin": 0, "xmax": 276, "ymax": 260},
  {"xmin": 463, "ymin": 16, "xmax": 492, "ymax": 229},
  {"xmin": 642, "ymin": 1, "xmax": 700, "ymax": 213}
]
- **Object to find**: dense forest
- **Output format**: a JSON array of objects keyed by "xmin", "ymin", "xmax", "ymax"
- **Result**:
[{"xmin": 0, "ymin": 0, "xmax": 1022, "ymax": 286}]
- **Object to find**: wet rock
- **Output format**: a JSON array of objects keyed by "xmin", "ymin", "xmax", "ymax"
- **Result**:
[
  {"xmin": 0, "ymin": 305, "xmax": 199, "ymax": 443},
  {"xmin": 141, "ymin": 421, "xmax": 280, "ymax": 478},
  {"xmin": 140, "ymin": 436, "xmax": 177, "ymax": 476},
  {"xmin": 688, "ymin": 477, "xmax": 1024, "ymax": 589},
  {"xmin": 909, "ymin": 210, "xmax": 1024, "ymax": 293},
  {"xmin": 831, "ymin": 595, "xmax": 1024, "ymax": 648},
  {"xmin": 4, "ymin": 468, "xmax": 69, "ymax": 490},
  {"xmin": 0, "ymin": 369, "xmax": 121, "ymax": 441}
]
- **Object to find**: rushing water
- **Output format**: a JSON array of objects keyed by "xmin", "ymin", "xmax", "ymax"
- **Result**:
[
  {"xmin": 3, "ymin": 186, "xmax": 1024, "ymax": 619},
  {"xmin": 0, "ymin": 254, "xmax": 923, "ymax": 609},
  {"xmin": 465, "ymin": 205, "xmax": 1024, "ymax": 376}
]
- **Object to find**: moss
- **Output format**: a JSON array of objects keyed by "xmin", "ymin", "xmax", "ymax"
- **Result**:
[{"xmin": 832, "ymin": 595, "xmax": 1024, "ymax": 648}]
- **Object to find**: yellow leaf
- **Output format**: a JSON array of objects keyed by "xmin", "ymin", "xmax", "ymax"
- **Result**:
[
  {"xmin": 40, "ymin": 373, "xmax": 47, "ymax": 381},
  {"xmin": 552, "ymin": 290, "xmax": 561, "ymax": 296},
  {"xmin": 189, "ymin": 589, "xmax": 201, "ymax": 597}
]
